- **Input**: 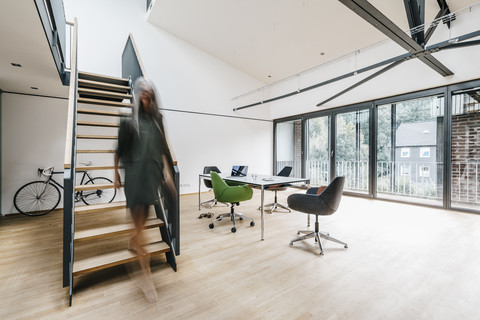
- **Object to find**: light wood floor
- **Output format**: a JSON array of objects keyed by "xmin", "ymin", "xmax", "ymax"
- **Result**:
[{"xmin": 1, "ymin": 189, "xmax": 480, "ymax": 320}]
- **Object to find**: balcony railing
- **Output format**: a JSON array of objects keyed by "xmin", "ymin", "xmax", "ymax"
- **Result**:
[
  {"xmin": 452, "ymin": 161, "xmax": 480, "ymax": 204},
  {"xmin": 276, "ymin": 160, "xmax": 480, "ymax": 203}
]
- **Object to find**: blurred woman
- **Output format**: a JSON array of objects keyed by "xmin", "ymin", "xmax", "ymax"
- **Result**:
[{"xmin": 114, "ymin": 77, "xmax": 175, "ymax": 302}]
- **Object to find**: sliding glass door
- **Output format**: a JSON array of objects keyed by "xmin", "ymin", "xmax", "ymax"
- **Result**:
[
  {"xmin": 335, "ymin": 109, "xmax": 370, "ymax": 194},
  {"xmin": 275, "ymin": 119, "xmax": 302, "ymax": 177},
  {"xmin": 450, "ymin": 88, "xmax": 480, "ymax": 211},
  {"xmin": 376, "ymin": 95, "xmax": 444, "ymax": 205},
  {"xmin": 273, "ymin": 80, "xmax": 480, "ymax": 213},
  {"xmin": 306, "ymin": 115, "xmax": 330, "ymax": 186}
]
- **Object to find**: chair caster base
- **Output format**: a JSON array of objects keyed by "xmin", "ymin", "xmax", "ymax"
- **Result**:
[
  {"xmin": 231, "ymin": 227, "xmax": 236, "ymax": 233},
  {"xmin": 250, "ymin": 221, "xmax": 255, "ymax": 227},
  {"xmin": 209, "ymin": 223, "xmax": 214, "ymax": 229}
]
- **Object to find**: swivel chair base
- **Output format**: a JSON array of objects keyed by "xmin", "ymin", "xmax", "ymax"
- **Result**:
[
  {"xmin": 201, "ymin": 197, "xmax": 229, "ymax": 209},
  {"xmin": 289, "ymin": 217, "xmax": 348, "ymax": 255},
  {"xmin": 259, "ymin": 190, "xmax": 291, "ymax": 214},
  {"xmin": 209, "ymin": 204, "xmax": 255, "ymax": 233}
]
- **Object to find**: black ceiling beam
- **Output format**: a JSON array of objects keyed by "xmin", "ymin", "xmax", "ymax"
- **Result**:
[
  {"xmin": 424, "ymin": 4, "xmax": 451, "ymax": 44},
  {"xmin": 316, "ymin": 31, "xmax": 480, "ymax": 108},
  {"xmin": 338, "ymin": 0, "xmax": 453, "ymax": 77},
  {"xmin": 437, "ymin": 0, "xmax": 452, "ymax": 28},
  {"xmin": 404, "ymin": 0, "xmax": 425, "ymax": 46},
  {"xmin": 316, "ymin": 59, "xmax": 406, "ymax": 107},
  {"xmin": 233, "ymin": 29, "xmax": 480, "ymax": 111}
]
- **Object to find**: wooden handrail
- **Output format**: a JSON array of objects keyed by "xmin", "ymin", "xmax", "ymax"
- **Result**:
[{"xmin": 64, "ymin": 18, "xmax": 78, "ymax": 169}]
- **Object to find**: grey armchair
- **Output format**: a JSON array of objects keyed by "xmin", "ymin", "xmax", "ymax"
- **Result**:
[{"xmin": 287, "ymin": 176, "xmax": 348, "ymax": 255}]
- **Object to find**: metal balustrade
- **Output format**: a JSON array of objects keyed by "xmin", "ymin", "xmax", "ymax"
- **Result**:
[{"xmin": 276, "ymin": 160, "xmax": 480, "ymax": 205}]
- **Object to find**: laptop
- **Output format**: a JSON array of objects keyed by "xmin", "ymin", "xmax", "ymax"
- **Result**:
[{"xmin": 230, "ymin": 165, "xmax": 248, "ymax": 177}]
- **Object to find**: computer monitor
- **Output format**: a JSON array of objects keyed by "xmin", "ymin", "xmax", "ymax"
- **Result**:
[{"xmin": 231, "ymin": 165, "xmax": 248, "ymax": 177}]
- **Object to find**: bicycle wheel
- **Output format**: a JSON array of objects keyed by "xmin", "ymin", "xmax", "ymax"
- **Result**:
[
  {"xmin": 14, "ymin": 181, "xmax": 61, "ymax": 216},
  {"xmin": 81, "ymin": 177, "xmax": 116, "ymax": 205}
]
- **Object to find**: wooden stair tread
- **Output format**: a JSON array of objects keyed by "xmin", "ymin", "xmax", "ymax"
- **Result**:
[
  {"xmin": 77, "ymin": 121, "xmax": 119, "ymax": 127},
  {"xmin": 77, "ymin": 149, "xmax": 116, "ymax": 153},
  {"xmin": 78, "ymin": 79, "xmax": 130, "ymax": 92},
  {"xmin": 78, "ymin": 71, "xmax": 129, "ymax": 86},
  {"xmin": 77, "ymin": 134, "xmax": 118, "ymax": 139},
  {"xmin": 74, "ymin": 201, "xmax": 126, "ymax": 214},
  {"xmin": 75, "ymin": 183, "xmax": 117, "ymax": 191},
  {"xmin": 77, "ymin": 108, "xmax": 129, "ymax": 117},
  {"xmin": 78, "ymin": 87, "xmax": 132, "ymax": 99},
  {"xmin": 73, "ymin": 241, "xmax": 170, "ymax": 277},
  {"xmin": 74, "ymin": 218, "xmax": 164, "ymax": 242},
  {"xmin": 76, "ymin": 165, "xmax": 117, "ymax": 171},
  {"xmin": 78, "ymin": 97, "xmax": 133, "ymax": 107}
]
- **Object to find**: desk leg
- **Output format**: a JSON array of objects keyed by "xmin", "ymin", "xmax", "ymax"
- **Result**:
[
  {"xmin": 198, "ymin": 175, "xmax": 201, "ymax": 211},
  {"xmin": 261, "ymin": 185, "xmax": 265, "ymax": 241}
]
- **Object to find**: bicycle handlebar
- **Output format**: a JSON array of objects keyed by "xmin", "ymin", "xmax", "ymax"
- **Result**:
[{"xmin": 38, "ymin": 167, "xmax": 63, "ymax": 177}]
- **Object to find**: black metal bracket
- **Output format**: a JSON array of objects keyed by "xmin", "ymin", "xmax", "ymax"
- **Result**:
[{"xmin": 404, "ymin": 0, "xmax": 425, "ymax": 47}]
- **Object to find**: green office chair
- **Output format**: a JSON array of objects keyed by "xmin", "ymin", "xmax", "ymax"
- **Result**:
[{"xmin": 208, "ymin": 171, "xmax": 255, "ymax": 233}]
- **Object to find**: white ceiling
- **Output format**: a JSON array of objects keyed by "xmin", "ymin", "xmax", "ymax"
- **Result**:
[
  {"xmin": 0, "ymin": 1, "xmax": 68, "ymax": 97},
  {"xmin": 147, "ymin": 0, "xmax": 479, "ymax": 85},
  {"xmin": 0, "ymin": 0, "xmax": 477, "ymax": 98}
]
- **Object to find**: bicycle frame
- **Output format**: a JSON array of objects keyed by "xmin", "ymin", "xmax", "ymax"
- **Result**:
[{"xmin": 40, "ymin": 169, "xmax": 95, "ymax": 202}]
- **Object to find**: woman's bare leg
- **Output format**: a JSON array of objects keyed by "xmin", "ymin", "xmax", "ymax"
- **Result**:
[{"xmin": 129, "ymin": 204, "xmax": 158, "ymax": 302}]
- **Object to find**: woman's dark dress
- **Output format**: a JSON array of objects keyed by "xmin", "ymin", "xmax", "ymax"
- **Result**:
[{"xmin": 116, "ymin": 114, "xmax": 166, "ymax": 208}]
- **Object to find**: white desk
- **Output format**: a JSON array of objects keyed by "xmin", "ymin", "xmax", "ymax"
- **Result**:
[{"xmin": 199, "ymin": 173, "xmax": 310, "ymax": 240}]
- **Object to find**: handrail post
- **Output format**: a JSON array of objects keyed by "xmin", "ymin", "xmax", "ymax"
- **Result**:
[{"xmin": 63, "ymin": 18, "xmax": 78, "ymax": 298}]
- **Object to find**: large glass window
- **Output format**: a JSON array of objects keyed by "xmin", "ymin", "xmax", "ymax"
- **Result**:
[
  {"xmin": 335, "ymin": 109, "xmax": 370, "ymax": 194},
  {"xmin": 273, "ymin": 81, "xmax": 480, "ymax": 214},
  {"xmin": 451, "ymin": 88, "xmax": 480, "ymax": 211},
  {"xmin": 306, "ymin": 116, "xmax": 330, "ymax": 186},
  {"xmin": 275, "ymin": 119, "xmax": 302, "ymax": 177},
  {"xmin": 376, "ymin": 95, "xmax": 444, "ymax": 205}
]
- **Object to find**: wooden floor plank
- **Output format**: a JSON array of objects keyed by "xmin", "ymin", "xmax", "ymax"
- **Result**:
[{"xmin": 2, "ymin": 191, "xmax": 480, "ymax": 319}]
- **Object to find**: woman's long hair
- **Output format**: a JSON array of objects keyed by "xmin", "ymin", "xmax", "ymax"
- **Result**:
[
  {"xmin": 131, "ymin": 77, "xmax": 164, "ymax": 135},
  {"xmin": 130, "ymin": 77, "xmax": 173, "ymax": 165}
]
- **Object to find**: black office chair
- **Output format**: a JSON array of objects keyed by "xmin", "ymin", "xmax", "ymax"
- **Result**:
[
  {"xmin": 201, "ymin": 166, "xmax": 228, "ymax": 208},
  {"xmin": 260, "ymin": 166, "xmax": 292, "ymax": 214},
  {"xmin": 287, "ymin": 176, "xmax": 348, "ymax": 255}
]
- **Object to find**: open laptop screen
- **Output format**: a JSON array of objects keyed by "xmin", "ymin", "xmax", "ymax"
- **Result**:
[{"xmin": 231, "ymin": 165, "xmax": 248, "ymax": 177}]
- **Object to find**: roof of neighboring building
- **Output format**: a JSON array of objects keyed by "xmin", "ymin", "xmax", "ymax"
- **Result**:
[{"xmin": 396, "ymin": 120, "xmax": 437, "ymax": 147}]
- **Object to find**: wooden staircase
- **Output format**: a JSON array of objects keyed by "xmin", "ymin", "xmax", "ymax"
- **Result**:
[{"xmin": 66, "ymin": 71, "xmax": 176, "ymax": 301}]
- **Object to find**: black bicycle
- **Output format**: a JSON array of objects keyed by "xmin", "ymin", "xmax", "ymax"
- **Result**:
[{"xmin": 14, "ymin": 166, "xmax": 116, "ymax": 216}]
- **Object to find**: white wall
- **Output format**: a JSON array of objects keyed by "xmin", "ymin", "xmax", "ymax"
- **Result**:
[
  {"xmin": 63, "ymin": 0, "xmax": 273, "ymax": 195},
  {"xmin": 1, "ymin": 93, "xmax": 67, "ymax": 214}
]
